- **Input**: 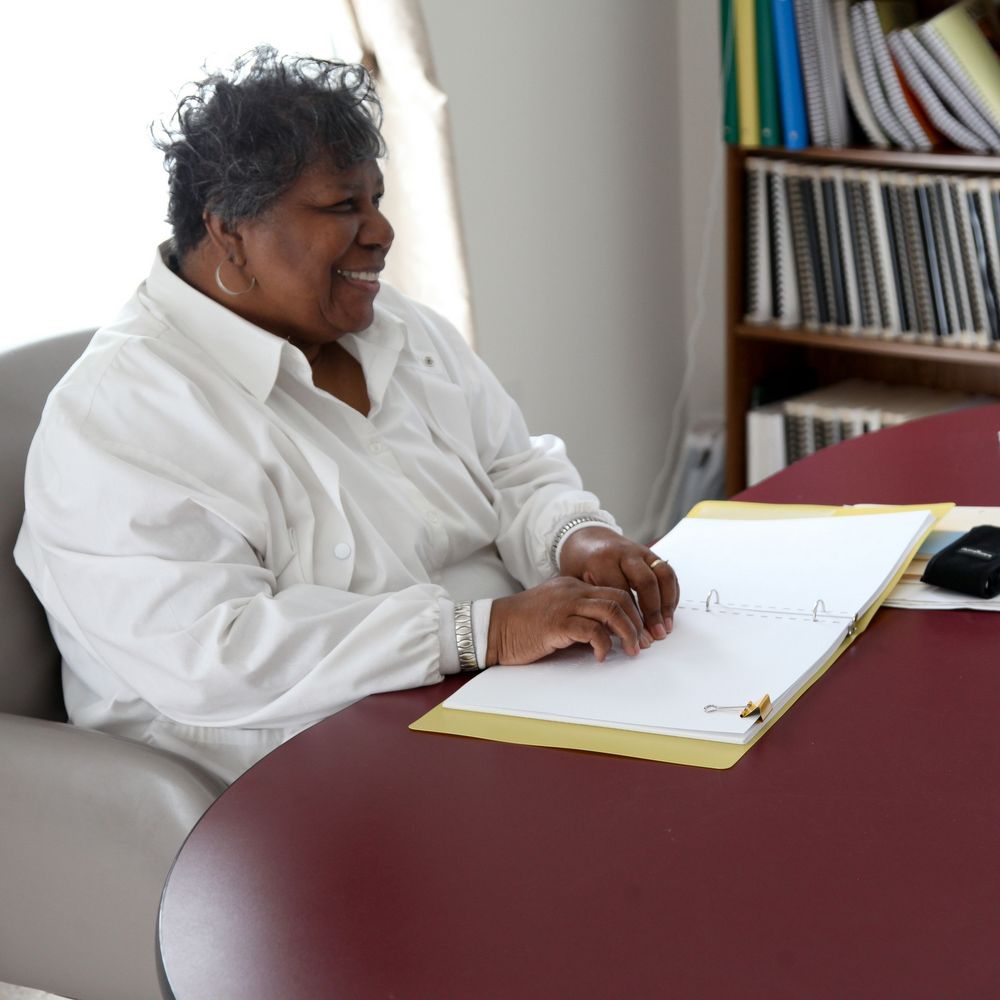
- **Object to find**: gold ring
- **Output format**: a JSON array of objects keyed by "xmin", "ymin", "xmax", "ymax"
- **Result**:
[{"xmin": 648, "ymin": 558, "xmax": 666, "ymax": 570}]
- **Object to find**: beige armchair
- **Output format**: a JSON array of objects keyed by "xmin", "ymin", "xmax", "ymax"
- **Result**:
[{"xmin": 0, "ymin": 332, "xmax": 226, "ymax": 1000}]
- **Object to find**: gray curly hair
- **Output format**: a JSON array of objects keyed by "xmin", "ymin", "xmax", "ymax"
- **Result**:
[{"xmin": 155, "ymin": 46, "xmax": 386, "ymax": 258}]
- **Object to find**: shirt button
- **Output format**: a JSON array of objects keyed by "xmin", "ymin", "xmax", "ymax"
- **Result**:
[
  {"xmin": 425, "ymin": 510, "xmax": 441, "ymax": 525},
  {"xmin": 334, "ymin": 542, "xmax": 352, "ymax": 560},
  {"xmin": 368, "ymin": 439, "xmax": 384, "ymax": 455}
]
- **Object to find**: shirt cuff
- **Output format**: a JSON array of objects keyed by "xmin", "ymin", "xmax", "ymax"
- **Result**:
[
  {"xmin": 438, "ymin": 597, "xmax": 495, "ymax": 673},
  {"xmin": 438, "ymin": 598, "xmax": 461, "ymax": 674}
]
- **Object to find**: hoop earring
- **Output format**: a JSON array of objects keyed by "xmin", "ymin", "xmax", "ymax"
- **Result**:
[{"xmin": 215, "ymin": 260, "xmax": 257, "ymax": 297}]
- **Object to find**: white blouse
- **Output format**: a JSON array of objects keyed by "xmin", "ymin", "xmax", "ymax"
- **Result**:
[{"xmin": 15, "ymin": 245, "xmax": 615, "ymax": 781}]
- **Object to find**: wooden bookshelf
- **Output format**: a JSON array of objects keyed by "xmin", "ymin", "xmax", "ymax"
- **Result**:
[{"xmin": 725, "ymin": 144, "xmax": 1000, "ymax": 495}]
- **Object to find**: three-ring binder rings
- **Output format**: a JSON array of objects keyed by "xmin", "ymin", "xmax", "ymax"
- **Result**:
[{"xmin": 412, "ymin": 502, "xmax": 946, "ymax": 769}]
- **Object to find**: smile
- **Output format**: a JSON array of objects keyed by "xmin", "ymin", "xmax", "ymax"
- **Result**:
[{"xmin": 337, "ymin": 269, "xmax": 381, "ymax": 282}]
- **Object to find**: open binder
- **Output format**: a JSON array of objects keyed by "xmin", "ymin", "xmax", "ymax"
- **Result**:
[{"xmin": 411, "ymin": 501, "xmax": 950, "ymax": 769}]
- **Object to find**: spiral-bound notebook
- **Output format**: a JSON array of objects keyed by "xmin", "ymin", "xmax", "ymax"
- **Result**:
[
  {"xmin": 889, "ymin": 28, "xmax": 991, "ymax": 153},
  {"xmin": 918, "ymin": 0, "xmax": 1000, "ymax": 140},
  {"xmin": 882, "ymin": 175, "xmax": 914, "ymax": 338},
  {"xmin": 744, "ymin": 157, "xmax": 773, "ymax": 324},
  {"xmin": 967, "ymin": 178, "xmax": 1000, "ymax": 343},
  {"xmin": 826, "ymin": 166, "xmax": 861, "ymax": 332},
  {"xmin": 900, "ymin": 23, "xmax": 1000, "ymax": 150},
  {"xmin": 926, "ymin": 177, "xmax": 961, "ymax": 341},
  {"xmin": 787, "ymin": 164, "xmax": 822, "ymax": 330},
  {"xmin": 851, "ymin": 1, "xmax": 915, "ymax": 148},
  {"xmin": 768, "ymin": 160, "xmax": 801, "ymax": 327},
  {"xmin": 844, "ymin": 168, "xmax": 881, "ymax": 334},
  {"xmin": 949, "ymin": 176, "xmax": 990, "ymax": 346},
  {"xmin": 795, "ymin": 0, "xmax": 830, "ymax": 146},
  {"xmin": 810, "ymin": 173, "xmax": 839, "ymax": 329},
  {"xmin": 412, "ymin": 503, "xmax": 946, "ymax": 769},
  {"xmin": 936, "ymin": 177, "xmax": 976, "ymax": 345},
  {"xmin": 897, "ymin": 174, "xmax": 938, "ymax": 340},
  {"xmin": 862, "ymin": 0, "xmax": 933, "ymax": 151},
  {"xmin": 864, "ymin": 169, "xmax": 903, "ymax": 335},
  {"xmin": 813, "ymin": 0, "xmax": 850, "ymax": 146},
  {"xmin": 918, "ymin": 176, "xmax": 951, "ymax": 339},
  {"xmin": 836, "ymin": 0, "xmax": 890, "ymax": 147}
]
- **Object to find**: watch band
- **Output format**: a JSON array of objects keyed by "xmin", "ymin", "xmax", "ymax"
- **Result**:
[{"xmin": 454, "ymin": 601, "xmax": 479, "ymax": 672}]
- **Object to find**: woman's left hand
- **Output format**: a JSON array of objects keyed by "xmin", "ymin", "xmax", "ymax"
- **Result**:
[{"xmin": 558, "ymin": 526, "xmax": 679, "ymax": 640}]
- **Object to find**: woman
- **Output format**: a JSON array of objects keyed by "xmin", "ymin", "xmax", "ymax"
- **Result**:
[{"xmin": 15, "ymin": 48, "xmax": 678, "ymax": 782}]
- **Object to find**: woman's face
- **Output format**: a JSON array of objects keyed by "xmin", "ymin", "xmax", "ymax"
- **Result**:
[{"xmin": 235, "ymin": 158, "xmax": 394, "ymax": 347}]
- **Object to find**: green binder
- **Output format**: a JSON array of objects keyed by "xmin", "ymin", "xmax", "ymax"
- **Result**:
[
  {"xmin": 721, "ymin": 0, "xmax": 740, "ymax": 144},
  {"xmin": 756, "ymin": 0, "xmax": 780, "ymax": 147}
]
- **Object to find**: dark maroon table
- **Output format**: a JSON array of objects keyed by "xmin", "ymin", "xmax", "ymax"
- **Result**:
[{"xmin": 158, "ymin": 405, "xmax": 1000, "ymax": 1000}]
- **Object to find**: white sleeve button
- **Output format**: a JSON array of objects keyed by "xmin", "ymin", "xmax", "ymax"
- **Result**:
[{"xmin": 334, "ymin": 542, "xmax": 352, "ymax": 560}]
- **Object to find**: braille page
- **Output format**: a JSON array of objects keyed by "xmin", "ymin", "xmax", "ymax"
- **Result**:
[
  {"xmin": 443, "ymin": 609, "xmax": 847, "ymax": 743},
  {"xmin": 649, "ymin": 509, "xmax": 935, "ymax": 620}
]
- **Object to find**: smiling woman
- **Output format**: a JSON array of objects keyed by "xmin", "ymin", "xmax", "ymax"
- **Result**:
[{"xmin": 14, "ymin": 47, "xmax": 679, "ymax": 783}]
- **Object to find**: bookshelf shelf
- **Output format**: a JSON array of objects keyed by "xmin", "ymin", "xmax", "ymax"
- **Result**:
[
  {"xmin": 735, "ymin": 323, "xmax": 1000, "ymax": 366},
  {"xmin": 735, "ymin": 145, "xmax": 1000, "ymax": 173},
  {"xmin": 725, "ymin": 144, "xmax": 1000, "ymax": 495}
]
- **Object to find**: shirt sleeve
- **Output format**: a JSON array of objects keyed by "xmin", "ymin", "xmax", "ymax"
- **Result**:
[
  {"xmin": 413, "ymin": 305, "xmax": 621, "ymax": 589},
  {"xmin": 18, "ymin": 411, "xmax": 456, "ymax": 732}
]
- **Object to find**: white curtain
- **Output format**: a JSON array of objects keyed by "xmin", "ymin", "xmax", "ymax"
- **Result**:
[{"xmin": 331, "ymin": 0, "xmax": 476, "ymax": 345}]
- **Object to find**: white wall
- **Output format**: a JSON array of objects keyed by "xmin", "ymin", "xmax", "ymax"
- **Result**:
[{"xmin": 421, "ymin": 0, "xmax": 692, "ymax": 537}]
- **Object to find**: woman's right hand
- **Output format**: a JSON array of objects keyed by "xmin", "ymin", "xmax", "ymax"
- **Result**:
[{"xmin": 485, "ymin": 577, "xmax": 652, "ymax": 667}]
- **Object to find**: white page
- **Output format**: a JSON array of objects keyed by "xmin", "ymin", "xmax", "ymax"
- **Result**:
[
  {"xmin": 885, "ymin": 582, "xmax": 1000, "ymax": 611},
  {"xmin": 444, "ymin": 610, "xmax": 847, "ymax": 743},
  {"xmin": 445, "ymin": 510, "xmax": 934, "ymax": 743},
  {"xmin": 650, "ymin": 510, "xmax": 934, "ymax": 619}
]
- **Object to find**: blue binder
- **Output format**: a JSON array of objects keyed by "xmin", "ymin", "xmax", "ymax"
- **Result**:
[{"xmin": 771, "ymin": 0, "xmax": 809, "ymax": 148}]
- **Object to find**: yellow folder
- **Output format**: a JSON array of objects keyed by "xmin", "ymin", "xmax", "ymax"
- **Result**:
[
  {"xmin": 410, "ymin": 501, "xmax": 952, "ymax": 769},
  {"xmin": 734, "ymin": 0, "xmax": 761, "ymax": 146}
]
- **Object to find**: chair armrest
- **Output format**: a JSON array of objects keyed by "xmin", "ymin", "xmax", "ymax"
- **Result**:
[{"xmin": 0, "ymin": 713, "xmax": 227, "ymax": 1000}]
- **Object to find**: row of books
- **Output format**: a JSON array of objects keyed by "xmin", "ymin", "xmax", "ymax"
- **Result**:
[
  {"xmin": 744, "ymin": 156, "xmax": 1000, "ymax": 346},
  {"xmin": 722, "ymin": 0, "xmax": 1000, "ymax": 152},
  {"xmin": 746, "ymin": 378, "xmax": 989, "ymax": 483}
]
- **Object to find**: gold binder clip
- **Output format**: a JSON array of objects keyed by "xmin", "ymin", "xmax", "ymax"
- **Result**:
[
  {"xmin": 741, "ymin": 694, "xmax": 772, "ymax": 720},
  {"xmin": 704, "ymin": 693, "xmax": 773, "ymax": 721}
]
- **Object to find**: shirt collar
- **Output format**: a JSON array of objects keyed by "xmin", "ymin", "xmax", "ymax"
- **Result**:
[
  {"xmin": 340, "ymin": 305, "xmax": 406, "ymax": 412},
  {"xmin": 145, "ymin": 242, "xmax": 409, "ymax": 405},
  {"xmin": 146, "ymin": 242, "xmax": 289, "ymax": 402}
]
